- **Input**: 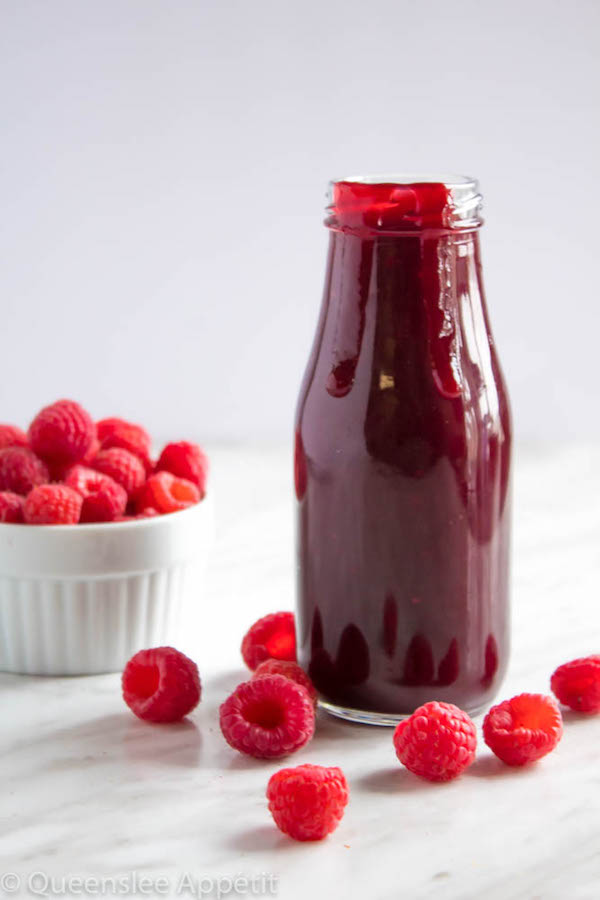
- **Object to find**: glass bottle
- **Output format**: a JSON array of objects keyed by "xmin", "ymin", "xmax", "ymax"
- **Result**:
[{"xmin": 294, "ymin": 175, "xmax": 512, "ymax": 724}]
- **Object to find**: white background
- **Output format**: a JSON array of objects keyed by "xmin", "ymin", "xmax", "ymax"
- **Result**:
[{"xmin": 1, "ymin": 0, "xmax": 599, "ymax": 444}]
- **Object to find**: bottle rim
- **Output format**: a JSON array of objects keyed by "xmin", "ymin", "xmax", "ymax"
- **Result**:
[{"xmin": 326, "ymin": 174, "xmax": 483, "ymax": 233}]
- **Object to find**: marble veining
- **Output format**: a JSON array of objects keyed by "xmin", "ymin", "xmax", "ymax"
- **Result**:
[{"xmin": 1, "ymin": 444, "xmax": 599, "ymax": 900}]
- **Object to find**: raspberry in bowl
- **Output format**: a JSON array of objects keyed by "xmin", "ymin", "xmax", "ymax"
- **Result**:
[{"xmin": 0, "ymin": 400, "xmax": 213, "ymax": 675}]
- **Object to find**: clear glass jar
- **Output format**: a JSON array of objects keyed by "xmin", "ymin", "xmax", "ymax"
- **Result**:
[{"xmin": 294, "ymin": 175, "xmax": 512, "ymax": 724}]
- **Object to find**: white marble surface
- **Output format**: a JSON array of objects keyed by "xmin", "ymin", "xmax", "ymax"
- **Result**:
[{"xmin": 2, "ymin": 444, "xmax": 600, "ymax": 900}]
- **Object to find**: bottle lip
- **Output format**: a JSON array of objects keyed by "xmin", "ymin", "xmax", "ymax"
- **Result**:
[{"xmin": 326, "ymin": 174, "xmax": 483, "ymax": 233}]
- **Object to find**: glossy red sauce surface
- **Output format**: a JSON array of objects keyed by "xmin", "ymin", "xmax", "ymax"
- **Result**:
[{"xmin": 328, "ymin": 179, "xmax": 453, "ymax": 232}]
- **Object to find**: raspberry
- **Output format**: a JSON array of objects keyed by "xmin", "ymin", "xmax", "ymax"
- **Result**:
[
  {"xmin": 122, "ymin": 646, "xmax": 201, "ymax": 723},
  {"xmin": 64, "ymin": 465, "xmax": 127, "ymax": 522},
  {"xmin": 83, "ymin": 437, "xmax": 100, "ymax": 463},
  {"xmin": 551, "ymin": 656, "xmax": 600, "ymax": 713},
  {"xmin": 0, "ymin": 491, "xmax": 25, "ymax": 523},
  {"xmin": 241, "ymin": 612, "xmax": 297, "ymax": 670},
  {"xmin": 92, "ymin": 447, "xmax": 146, "ymax": 498},
  {"xmin": 0, "ymin": 447, "xmax": 49, "ymax": 495},
  {"xmin": 97, "ymin": 418, "xmax": 152, "ymax": 471},
  {"xmin": 267, "ymin": 764, "xmax": 349, "ymax": 841},
  {"xmin": 219, "ymin": 675, "xmax": 315, "ymax": 759},
  {"xmin": 47, "ymin": 437, "xmax": 101, "ymax": 483},
  {"xmin": 28, "ymin": 399, "xmax": 95, "ymax": 464},
  {"xmin": 253, "ymin": 659, "xmax": 318, "ymax": 707},
  {"xmin": 393, "ymin": 701, "xmax": 477, "ymax": 782},
  {"xmin": 136, "ymin": 471, "xmax": 200, "ymax": 514},
  {"xmin": 24, "ymin": 483, "xmax": 82, "ymax": 525},
  {"xmin": 156, "ymin": 442, "xmax": 209, "ymax": 495},
  {"xmin": 0, "ymin": 424, "xmax": 28, "ymax": 451},
  {"xmin": 483, "ymin": 693, "xmax": 563, "ymax": 766}
]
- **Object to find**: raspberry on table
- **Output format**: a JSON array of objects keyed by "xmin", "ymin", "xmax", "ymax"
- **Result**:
[
  {"xmin": 393, "ymin": 700, "xmax": 477, "ymax": 782},
  {"xmin": 253, "ymin": 659, "xmax": 318, "ymax": 706},
  {"xmin": 64, "ymin": 465, "xmax": 127, "ymax": 522},
  {"xmin": 97, "ymin": 418, "xmax": 153, "ymax": 471},
  {"xmin": 0, "ymin": 447, "xmax": 49, "ymax": 495},
  {"xmin": 28, "ymin": 399, "xmax": 95, "ymax": 464},
  {"xmin": 0, "ymin": 424, "xmax": 28, "ymax": 451},
  {"xmin": 241, "ymin": 611, "xmax": 297, "ymax": 670},
  {"xmin": 551, "ymin": 656, "xmax": 600, "ymax": 713},
  {"xmin": 483, "ymin": 693, "xmax": 563, "ymax": 766},
  {"xmin": 92, "ymin": 447, "xmax": 146, "ymax": 498},
  {"xmin": 219, "ymin": 674, "xmax": 315, "ymax": 759},
  {"xmin": 136, "ymin": 471, "xmax": 200, "ymax": 514},
  {"xmin": 156, "ymin": 441, "xmax": 209, "ymax": 495},
  {"xmin": 23, "ymin": 483, "xmax": 82, "ymax": 525},
  {"xmin": 0, "ymin": 491, "xmax": 25, "ymax": 523},
  {"xmin": 267, "ymin": 764, "xmax": 349, "ymax": 841},
  {"xmin": 122, "ymin": 646, "xmax": 201, "ymax": 723}
]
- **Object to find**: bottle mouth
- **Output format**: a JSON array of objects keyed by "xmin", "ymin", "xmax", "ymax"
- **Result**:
[{"xmin": 326, "ymin": 174, "xmax": 483, "ymax": 233}]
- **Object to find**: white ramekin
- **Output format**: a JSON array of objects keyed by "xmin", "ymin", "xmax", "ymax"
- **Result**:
[{"xmin": 0, "ymin": 495, "xmax": 213, "ymax": 676}]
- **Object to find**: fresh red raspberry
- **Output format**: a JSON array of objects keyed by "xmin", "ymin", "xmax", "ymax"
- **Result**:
[
  {"xmin": 483, "ymin": 693, "xmax": 563, "ymax": 766},
  {"xmin": 24, "ymin": 483, "xmax": 82, "ymax": 525},
  {"xmin": 241, "ymin": 611, "xmax": 297, "ymax": 670},
  {"xmin": 0, "ymin": 491, "xmax": 25, "ymax": 523},
  {"xmin": 64, "ymin": 465, "xmax": 127, "ymax": 522},
  {"xmin": 92, "ymin": 447, "xmax": 146, "ymax": 498},
  {"xmin": 122, "ymin": 646, "xmax": 201, "ymax": 723},
  {"xmin": 97, "ymin": 418, "xmax": 153, "ymax": 471},
  {"xmin": 551, "ymin": 656, "xmax": 600, "ymax": 713},
  {"xmin": 219, "ymin": 674, "xmax": 315, "ymax": 759},
  {"xmin": 28, "ymin": 399, "xmax": 95, "ymax": 465},
  {"xmin": 156, "ymin": 442, "xmax": 209, "ymax": 495},
  {"xmin": 86, "ymin": 437, "xmax": 101, "ymax": 461},
  {"xmin": 267, "ymin": 764, "xmax": 349, "ymax": 841},
  {"xmin": 253, "ymin": 659, "xmax": 318, "ymax": 707},
  {"xmin": 393, "ymin": 701, "xmax": 477, "ymax": 782},
  {"xmin": 0, "ymin": 447, "xmax": 49, "ymax": 495},
  {"xmin": 135, "ymin": 471, "xmax": 200, "ymax": 514},
  {"xmin": 47, "ymin": 437, "xmax": 101, "ymax": 483},
  {"xmin": 0, "ymin": 424, "xmax": 28, "ymax": 451},
  {"xmin": 81, "ymin": 483, "xmax": 126, "ymax": 522},
  {"xmin": 63, "ymin": 464, "xmax": 100, "ymax": 495}
]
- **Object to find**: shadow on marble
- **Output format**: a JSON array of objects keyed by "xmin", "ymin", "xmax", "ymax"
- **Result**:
[
  {"xmin": 8, "ymin": 712, "xmax": 203, "ymax": 769},
  {"xmin": 0, "ymin": 672, "xmax": 117, "ymax": 692},
  {"xmin": 312, "ymin": 710, "xmax": 378, "ymax": 743},
  {"xmin": 560, "ymin": 708, "xmax": 597, "ymax": 727},
  {"xmin": 223, "ymin": 752, "xmax": 276, "ymax": 771},
  {"xmin": 357, "ymin": 766, "xmax": 439, "ymax": 794},
  {"xmin": 228, "ymin": 824, "xmax": 297, "ymax": 854},
  {"xmin": 121, "ymin": 717, "xmax": 202, "ymax": 768},
  {"xmin": 4, "ymin": 712, "xmax": 129, "ymax": 758},
  {"xmin": 0, "ymin": 673, "xmax": 50, "ymax": 690},
  {"xmin": 466, "ymin": 753, "xmax": 533, "ymax": 779}
]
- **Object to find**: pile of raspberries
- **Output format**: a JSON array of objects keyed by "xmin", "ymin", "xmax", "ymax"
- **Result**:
[
  {"xmin": 120, "ymin": 611, "xmax": 600, "ymax": 842},
  {"xmin": 0, "ymin": 399, "xmax": 208, "ymax": 524}
]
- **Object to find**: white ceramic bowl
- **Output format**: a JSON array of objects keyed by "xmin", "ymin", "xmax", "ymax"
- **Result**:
[{"xmin": 0, "ymin": 495, "xmax": 213, "ymax": 675}]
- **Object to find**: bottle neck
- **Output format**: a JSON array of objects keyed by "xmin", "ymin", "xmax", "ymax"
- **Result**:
[{"xmin": 326, "ymin": 175, "xmax": 483, "ymax": 235}]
